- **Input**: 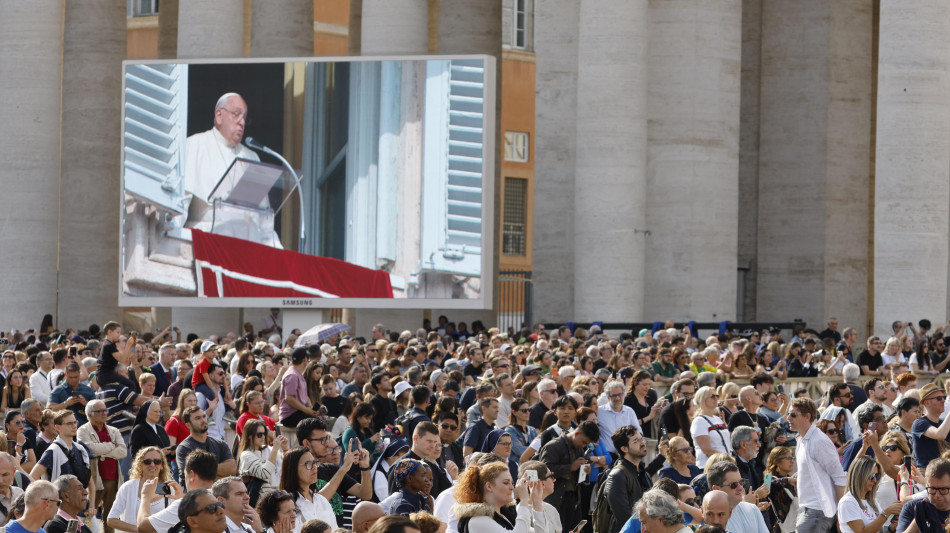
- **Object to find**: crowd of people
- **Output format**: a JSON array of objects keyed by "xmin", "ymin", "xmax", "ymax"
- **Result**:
[{"xmin": 3, "ymin": 316, "xmax": 950, "ymax": 533}]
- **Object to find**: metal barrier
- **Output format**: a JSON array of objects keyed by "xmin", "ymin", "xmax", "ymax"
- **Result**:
[
  {"xmin": 544, "ymin": 320, "xmax": 807, "ymax": 337},
  {"xmin": 498, "ymin": 270, "xmax": 532, "ymax": 333}
]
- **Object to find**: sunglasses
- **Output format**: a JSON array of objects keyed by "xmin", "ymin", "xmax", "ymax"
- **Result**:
[
  {"xmin": 725, "ymin": 480, "xmax": 749, "ymax": 490},
  {"xmin": 142, "ymin": 458, "xmax": 163, "ymax": 466},
  {"xmin": 190, "ymin": 501, "xmax": 225, "ymax": 516},
  {"xmin": 881, "ymin": 444, "xmax": 902, "ymax": 452},
  {"xmin": 255, "ymin": 432, "xmax": 266, "ymax": 438},
  {"xmin": 825, "ymin": 428, "xmax": 838, "ymax": 435},
  {"xmin": 517, "ymin": 408, "xmax": 530, "ymax": 413},
  {"xmin": 440, "ymin": 424, "xmax": 458, "ymax": 431},
  {"xmin": 869, "ymin": 473, "xmax": 881, "ymax": 482}
]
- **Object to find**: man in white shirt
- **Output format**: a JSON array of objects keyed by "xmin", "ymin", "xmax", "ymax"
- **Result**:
[
  {"xmin": 29, "ymin": 351, "xmax": 53, "ymax": 405},
  {"xmin": 212, "ymin": 477, "xmax": 263, "ymax": 533},
  {"xmin": 137, "ymin": 449, "xmax": 218, "ymax": 533},
  {"xmin": 494, "ymin": 372, "xmax": 515, "ymax": 430},
  {"xmin": 789, "ymin": 397, "xmax": 847, "ymax": 532},
  {"xmin": 597, "ymin": 380, "xmax": 641, "ymax": 454},
  {"xmin": 707, "ymin": 461, "xmax": 768, "ymax": 533},
  {"xmin": 183, "ymin": 92, "xmax": 260, "ymax": 232}
]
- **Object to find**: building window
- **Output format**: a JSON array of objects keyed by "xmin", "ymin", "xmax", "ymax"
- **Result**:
[
  {"xmin": 504, "ymin": 131, "xmax": 529, "ymax": 162},
  {"xmin": 128, "ymin": 0, "xmax": 159, "ymax": 17},
  {"xmin": 513, "ymin": 0, "xmax": 526, "ymax": 49},
  {"xmin": 503, "ymin": 178, "xmax": 527, "ymax": 256}
]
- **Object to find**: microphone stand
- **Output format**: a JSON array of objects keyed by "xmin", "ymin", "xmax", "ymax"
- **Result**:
[{"xmin": 245, "ymin": 138, "xmax": 306, "ymax": 248}]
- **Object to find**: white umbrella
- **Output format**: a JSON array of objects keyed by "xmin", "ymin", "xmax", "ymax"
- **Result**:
[{"xmin": 296, "ymin": 322, "xmax": 352, "ymax": 347}]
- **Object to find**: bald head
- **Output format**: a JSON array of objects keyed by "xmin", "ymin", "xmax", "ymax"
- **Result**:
[
  {"xmin": 352, "ymin": 501, "xmax": 384, "ymax": 533},
  {"xmin": 702, "ymin": 490, "xmax": 732, "ymax": 527},
  {"xmin": 739, "ymin": 385, "xmax": 761, "ymax": 410}
]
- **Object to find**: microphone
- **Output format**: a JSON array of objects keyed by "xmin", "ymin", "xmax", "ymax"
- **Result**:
[
  {"xmin": 243, "ymin": 137, "xmax": 306, "ymax": 244},
  {"xmin": 244, "ymin": 136, "xmax": 266, "ymax": 152}
]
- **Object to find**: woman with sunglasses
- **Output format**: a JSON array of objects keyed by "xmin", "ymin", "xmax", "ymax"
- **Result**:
[
  {"xmin": 518, "ymin": 461, "xmax": 561, "ymax": 533},
  {"xmin": 504, "ymin": 399, "xmax": 538, "ymax": 460},
  {"xmin": 837, "ymin": 456, "xmax": 903, "ymax": 533},
  {"xmin": 107, "ymin": 446, "xmax": 172, "ymax": 533},
  {"xmin": 876, "ymin": 431, "xmax": 923, "ymax": 511},
  {"xmin": 716, "ymin": 383, "xmax": 741, "ymax": 425},
  {"xmin": 765, "ymin": 447, "xmax": 797, "ymax": 532},
  {"xmin": 256, "ymin": 490, "xmax": 297, "ymax": 533},
  {"xmin": 279, "ymin": 447, "xmax": 338, "ymax": 530},
  {"xmin": 658, "ymin": 436, "xmax": 702, "ymax": 485},
  {"xmin": 239, "ymin": 419, "xmax": 290, "ymax": 504},
  {"xmin": 690, "ymin": 386, "xmax": 732, "ymax": 468}
]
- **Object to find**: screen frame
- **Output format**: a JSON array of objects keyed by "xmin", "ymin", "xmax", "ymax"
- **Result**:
[{"xmin": 117, "ymin": 54, "xmax": 497, "ymax": 310}]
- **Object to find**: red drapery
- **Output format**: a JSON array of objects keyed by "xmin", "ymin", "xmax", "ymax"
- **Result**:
[{"xmin": 191, "ymin": 230, "xmax": 394, "ymax": 298}]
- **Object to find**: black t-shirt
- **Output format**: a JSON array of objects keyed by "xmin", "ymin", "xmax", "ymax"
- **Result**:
[
  {"xmin": 911, "ymin": 416, "xmax": 950, "ymax": 468},
  {"xmin": 321, "ymin": 395, "xmax": 347, "ymax": 418},
  {"xmin": 463, "ymin": 362, "xmax": 484, "ymax": 379},
  {"xmin": 318, "ymin": 463, "xmax": 357, "ymax": 497},
  {"xmin": 624, "ymin": 390, "xmax": 658, "ymax": 438},
  {"xmin": 856, "ymin": 350, "xmax": 883, "ymax": 373},
  {"xmin": 99, "ymin": 339, "xmax": 119, "ymax": 373}
]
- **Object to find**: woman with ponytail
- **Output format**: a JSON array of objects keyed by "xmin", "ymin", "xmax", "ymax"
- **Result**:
[{"xmin": 451, "ymin": 461, "xmax": 546, "ymax": 533}]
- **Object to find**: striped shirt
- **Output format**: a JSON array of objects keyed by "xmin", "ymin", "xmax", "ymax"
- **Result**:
[{"xmin": 95, "ymin": 381, "xmax": 139, "ymax": 434}]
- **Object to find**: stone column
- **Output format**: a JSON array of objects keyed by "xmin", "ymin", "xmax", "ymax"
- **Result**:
[
  {"xmin": 756, "ymin": 0, "xmax": 872, "ymax": 332},
  {"xmin": 177, "ymin": 1, "xmax": 244, "ymax": 58},
  {"xmin": 57, "ymin": 1, "xmax": 125, "ymax": 327},
  {"xmin": 874, "ymin": 0, "xmax": 950, "ymax": 334},
  {"xmin": 0, "ymin": 2, "xmax": 63, "ymax": 329},
  {"xmin": 532, "ymin": 0, "xmax": 580, "ymax": 323},
  {"xmin": 361, "ymin": 0, "xmax": 427, "ymax": 55},
  {"xmin": 737, "ymin": 0, "xmax": 762, "ymax": 321},
  {"xmin": 157, "ymin": 0, "xmax": 179, "ymax": 58},
  {"xmin": 250, "ymin": 0, "xmax": 313, "ymax": 56},
  {"xmin": 645, "ymin": 0, "xmax": 741, "ymax": 322},
  {"xmin": 573, "ymin": 0, "xmax": 648, "ymax": 322},
  {"xmin": 436, "ymin": 0, "xmax": 501, "ymax": 55}
]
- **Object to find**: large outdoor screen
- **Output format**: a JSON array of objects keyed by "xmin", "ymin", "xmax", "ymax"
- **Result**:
[{"xmin": 119, "ymin": 56, "xmax": 496, "ymax": 309}]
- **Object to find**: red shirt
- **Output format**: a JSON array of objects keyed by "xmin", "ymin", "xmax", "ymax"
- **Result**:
[
  {"xmin": 236, "ymin": 412, "xmax": 276, "ymax": 437},
  {"xmin": 192, "ymin": 357, "xmax": 213, "ymax": 388},
  {"xmin": 164, "ymin": 415, "xmax": 191, "ymax": 443},
  {"xmin": 94, "ymin": 424, "xmax": 119, "ymax": 480}
]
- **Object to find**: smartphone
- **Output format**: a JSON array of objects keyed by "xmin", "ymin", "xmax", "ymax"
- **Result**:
[
  {"xmin": 350, "ymin": 440, "xmax": 357, "ymax": 452},
  {"xmin": 659, "ymin": 426, "xmax": 668, "ymax": 440},
  {"xmin": 869, "ymin": 422, "xmax": 878, "ymax": 432},
  {"xmin": 904, "ymin": 456, "xmax": 912, "ymax": 471},
  {"xmin": 155, "ymin": 482, "xmax": 171, "ymax": 495},
  {"xmin": 66, "ymin": 520, "xmax": 80, "ymax": 533},
  {"xmin": 764, "ymin": 473, "xmax": 772, "ymax": 489},
  {"xmin": 526, "ymin": 470, "xmax": 538, "ymax": 482},
  {"xmin": 777, "ymin": 384, "xmax": 785, "ymax": 394},
  {"xmin": 572, "ymin": 520, "xmax": 588, "ymax": 533}
]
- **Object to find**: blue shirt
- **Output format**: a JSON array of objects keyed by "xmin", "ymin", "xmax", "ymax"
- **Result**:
[
  {"xmin": 462, "ymin": 419, "xmax": 493, "ymax": 451},
  {"xmin": 6, "ymin": 520, "xmax": 45, "ymax": 533},
  {"xmin": 48, "ymin": 382, "xmax": 95, "ymax": 425},
  {"xmin": 840, "ymin": 438, "xmax": 874, "ymax": 472}
]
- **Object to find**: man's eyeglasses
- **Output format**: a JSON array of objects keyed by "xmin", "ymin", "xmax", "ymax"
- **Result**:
[
  {"xmin": 725, "ymin": 480, "xmax": 749, "ymax": 490},
  {"xmin": 787, "ymin": 412, "xmax": 799, "ymax": 419},
  {"xmin": 221, "ymin": 108, "xmax": 247, "ymax": 122},
  {"xmin": 440, "ymin": 424, "xmax": 458, "ymax": 431},
  {"xmin": 306, "ymin": 435, "xmax": 331, "ymax": 445},
  {"xmin": 43, "ymin": 498, "xmax": 62, "ymax": 506},
  {"xmin": 927, "ymin": 486, "xmax": 950, "ymax": 495},
  {"xmin": 190, "ymin": 501, "xmax": 225, "ymax": 516},
  {"xmin": 609, "ymin": 393, "xmax": 624, "ymax": 399}
]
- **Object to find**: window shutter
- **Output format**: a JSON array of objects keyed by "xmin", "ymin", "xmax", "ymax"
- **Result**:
[
  {"xmin": 123, "ymin": 63, "xmax": 188, "ymax": 214},
  {"xmin": 421, "ymin": 59, "xmax": 485, "ymax": 277}
]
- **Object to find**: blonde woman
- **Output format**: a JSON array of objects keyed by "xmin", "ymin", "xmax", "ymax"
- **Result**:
[
  {"xmin": 657, "ymin": 436, "xmax": 701, "ymax": 484},
  {"xmin": 689, "ymin": 386, "xmax": 732, "ymax": 468},
  {"xmin": 837, "ymin": 456, "xmax": 903, "ymax": 533},
  {"xmin": 716, "ymin": 383, "xmax": 741, "ymax": 423},
  {"xmin": 107, "ymin": 446, "xmax": 172, "ymax": 532}
]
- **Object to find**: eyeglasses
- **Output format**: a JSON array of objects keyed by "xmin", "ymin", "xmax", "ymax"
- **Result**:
[
  {"xmin": 932, "ymin": 396, "xmax": 948, "ymax": 403},
  {"xmin": 609, "ymin": 393, "xmax": 624, "ymax": 399},
  {"xmin": 496, "ymin": 440, "xmax": 513, "ymax": 446},
  {"xmin": 787, "ymin": 412, "xmax": 799, "ymax": 419},
  {"xmin": 305, "ymin": 435, "xmax": 330, "ymax": 445},
  {"xmin": 725, "ymin": 480, "xmax": 749, "ymax": 490},
  {"xmin": 302, "ymin": 460, "xmax": 319, "ymax": 470},
  {"xmin": 778, "ymin": 456, "xmax": 794, "ymax": 462},
  {"xmin": 91, "ymin": 409, "xmax": 107, "ymax": 415},
  {"xmin": 882, "ymin": 445, "xmax": 901, "ymax": 452},
  {"xmin": 142, "ymin": 458, "xmax": 163, "ymax": 466},
  {"xmin": 221, "ymin": 108, "xmax": 247, "ymax": 122},
  {"xmin": 710, "ymin": 394, "xmax": 720, "ymax": 399},
  {"xmin": 44, "ymin": 498, "xmax": 62, "ymax": 506},
  {"xmin": 440, "ymin": 424, "xmax": 458, "ymax": 431},
  {"xmin": 927, "ymin": 486, "xmax": 950, "ymax": 495},
  {"xmin": 517, "ymin": 408, "xmax": 530, "ymax": 413},
  {"xmin": 825, "ymin": 428, "xmax": 838, "ymax": 435},
  {"xmin": 254, "ymin": 432, "xmax": 266, "ymax": 438},
  {"xmin": 869, "ymin": 473, "xmax": 881, "ymax": 482},
  {"xmin": 683, "ymin": 498, "xmax": 701, "ymax": 507},
  {"xmin": 673, "ymin": 447, "xmax": 694, "ymax": 454},
  {"xmin": 190, "ymin": 501, "xmax": 225, "ymax": 516}
]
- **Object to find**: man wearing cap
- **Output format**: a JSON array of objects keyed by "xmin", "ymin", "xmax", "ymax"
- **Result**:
[
  {"xmin": 912, "ymin": 383, "xmax": 950, "ymax": 468},
  {"xmin": 277, "ymin": 348, "xmax": 318, "ymax": 428},
  {"xmin": 521, "ymin": 364, "xmax": 542, "ymax": 384}
]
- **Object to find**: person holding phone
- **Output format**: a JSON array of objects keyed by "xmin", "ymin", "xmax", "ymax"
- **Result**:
[
  {"xmin": 452, "ymin": 462, "xmax": 546, "ymax": 533},
  {"xmin": 108, "ymin": 447, "xmax": 171, "ymax": 533},
  {"xmin": 41, "ymin": 476, "xmax": 91, "ymax": 533}
]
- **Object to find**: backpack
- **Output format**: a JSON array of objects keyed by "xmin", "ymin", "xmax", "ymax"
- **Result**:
[
  {"xmin": 54, "ymin": 442, "xmax": 91, "ymax": 488},
  {"xmin": 592, "ymin": 462, "xmax": 634, "ymax": 533}
]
